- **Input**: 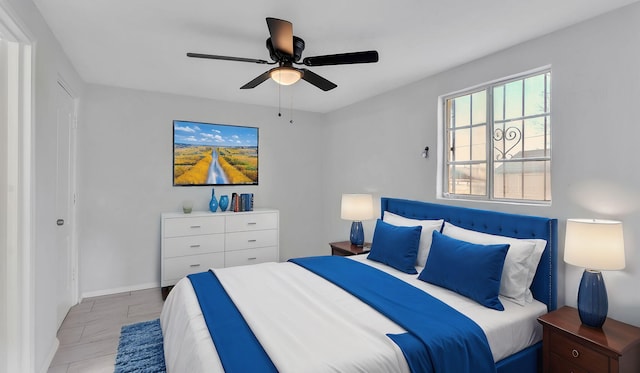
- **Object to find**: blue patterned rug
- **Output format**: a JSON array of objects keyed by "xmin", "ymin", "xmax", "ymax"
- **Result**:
[{"xmin": 115, "ymin": 319, "xmax": 166, "ymax": 373}]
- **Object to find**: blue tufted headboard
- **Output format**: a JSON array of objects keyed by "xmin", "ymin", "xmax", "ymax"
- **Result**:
[{"xmin": 381, "ymin": 197, "xmax": 558, "ymax": 311}]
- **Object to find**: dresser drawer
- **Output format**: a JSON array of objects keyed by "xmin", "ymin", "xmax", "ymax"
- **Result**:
[
  {"xmin": 225, "ymin": 212, "xmax": 278, "ymax": 232},
  {"xmin": 225, "ymin": 247, "xmax": 278, "ymax": 267},
  {"xmin": 550, "ymin": 331, "xmax": 608, "ymax": 372},
  {"xmin": 163, "ymin": 216, "xmax": 225, "ymax": 238},
  {"xmin": 225, "ymin": 230, "xmax": 278, "ymax": 251},
  {"xmin": 163, "ymin": 234, "xmax": 224, "ymax": 258},
  {"xmin": 162, "ymin": 252, "xmax": 224, "ymax": 285}
]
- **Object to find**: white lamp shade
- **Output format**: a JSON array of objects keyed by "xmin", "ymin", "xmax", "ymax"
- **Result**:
[
  {"xmin": 340, "ymin": 194, "xmax": 374, "ymax": 221},
  {"xmin": 564, "ymin": 219, "xmax": 625, "ymax": 270}
]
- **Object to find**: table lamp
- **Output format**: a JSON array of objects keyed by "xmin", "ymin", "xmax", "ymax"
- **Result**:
[
  {"xmin": 340, "ymin": 194, "xmax": 374, "ymax": 247},
  {"xmin": 564, "ymin": 219, "xmax": 625, "ymax": 328}
]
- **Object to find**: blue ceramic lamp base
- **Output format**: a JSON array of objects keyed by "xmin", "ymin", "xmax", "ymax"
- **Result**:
[
  {"xmin": 577, "ymin": 269, "xmax": 608, "ymax": 328},
  {"xmin": 350, "ymin": 221, "xmax": 364, "ymax": 247}
]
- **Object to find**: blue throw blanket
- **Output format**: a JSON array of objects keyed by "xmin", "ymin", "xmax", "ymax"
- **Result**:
[
  {"xmin": 188, "ymin": 271, "xmax": 277, "ymax": 373},
  {"xmin": 289, "ymin": 256, "xmax": 496, "ymax": 373}
]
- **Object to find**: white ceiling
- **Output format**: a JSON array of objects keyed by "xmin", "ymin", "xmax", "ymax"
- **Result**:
[{"xmin": 33, "ymin": 0, "xmax": 637, "ymax": 113}]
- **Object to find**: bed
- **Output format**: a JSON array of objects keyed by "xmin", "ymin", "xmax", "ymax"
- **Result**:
[{"xmin": 160, "ymin": 197, "xmax": 558, "ymax": 373}]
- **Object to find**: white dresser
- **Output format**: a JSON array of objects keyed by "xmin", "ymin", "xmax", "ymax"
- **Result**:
[{"xmin": 160, "ymin": 209, "xmax": 279, "ymax": 290}]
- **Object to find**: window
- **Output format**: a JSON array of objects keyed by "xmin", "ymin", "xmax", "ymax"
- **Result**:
[{"xmin": 443, "ymin": 70, "xmax": 551, "ymax": 203}]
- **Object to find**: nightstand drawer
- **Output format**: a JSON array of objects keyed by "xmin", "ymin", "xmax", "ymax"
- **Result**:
[
  {"xmin": 550, "ymin": 331, "xmax": 608, "ymax": 372},
  {"xmin": 549, "ymin": 352, "xmax": 589, "ymax": 373}
]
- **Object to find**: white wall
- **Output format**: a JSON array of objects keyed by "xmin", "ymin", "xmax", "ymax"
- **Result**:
[
  {"xmin": 5, "ymin": 0, "xmax": 85, "ymax": 371},
  {"xmin": 77, "ymin": 85, "xmax": 327, "ymax": 295},
  {"xmin": 323, "ymin": 3, "xmax": 640, "ymax": 327}
]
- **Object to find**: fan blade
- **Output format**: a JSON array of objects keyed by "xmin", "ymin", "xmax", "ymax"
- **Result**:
[
  {"xmin": 302, "ymin": 50, "xmax": 379, "ymax": 66},
  {"xmin": 300, "ymin": 69, "xmax": 337, "ymax": 91},
  {"xmin": 240, "ymin": 71, "xmax": 271, "ymax": 89},
  {"xmin": 187, "ymin": 53, "xmax": 269, "ymax": 64},
  {"xmin": 266, "ymin": 17, "xmax": 293, "ymax": 56}
]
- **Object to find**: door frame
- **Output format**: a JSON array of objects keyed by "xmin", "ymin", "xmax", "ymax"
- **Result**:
[{"xmin": 0, "ymin": 3, "xmax": 35, "ymax": 372}]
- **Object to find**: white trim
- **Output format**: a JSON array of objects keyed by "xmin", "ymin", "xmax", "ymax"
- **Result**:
[
  {"xmin": 80, "ymin": 282, "xmax": 160, "ymax": 300},
  {"xmin": 437, "ymin": 66, "xmax": 552, "ymax": 205},
  {"xmin": 0, "ymin": 2, "xmax": 35, "ymax": 372},
  {"xmin": 38, "ymin": 339, "xmax": 59, "ymax": 373}
]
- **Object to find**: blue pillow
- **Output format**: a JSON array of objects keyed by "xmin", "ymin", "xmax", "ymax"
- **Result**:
[
  {"xmin": 418, "ymin": 231, "xmax": 509, "ymax": 311},
  {"xmin": 367, "ymin": 219, "xmax": 422, "ymax": 274}
]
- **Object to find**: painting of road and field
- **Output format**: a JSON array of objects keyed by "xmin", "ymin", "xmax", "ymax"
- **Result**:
[{"xmin": 173, "ymin": 120, "xmax": 258, "ymax": 186}]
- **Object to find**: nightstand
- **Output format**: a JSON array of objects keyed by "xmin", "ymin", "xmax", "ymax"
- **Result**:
[
  {"xmin": 329, "ymin": 241, "xmax": 371, "ymax": 256},
  {"xmin": 538, "ymin": 306, "xmax": 640, "ymax": 373}
]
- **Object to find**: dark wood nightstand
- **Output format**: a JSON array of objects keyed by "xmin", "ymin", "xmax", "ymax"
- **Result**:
[
  {"xmin": 538, "ymin": 306, "xmax": 640, "ymax": 373},
  {"xmin": 329, "ymin": 241, "xmax": 371, "ymax": 256}
]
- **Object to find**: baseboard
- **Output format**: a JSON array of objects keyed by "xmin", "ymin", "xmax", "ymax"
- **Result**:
[
  {"xmin": 39, "ymin": 337, "xmax": 60, "ymax": 373},
  {"xmin": 80, "ymin": 282, "xmax": 159, "ymax": 301}
]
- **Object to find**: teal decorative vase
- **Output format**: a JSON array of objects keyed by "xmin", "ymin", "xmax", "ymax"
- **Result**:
[
  {"xmin": 209, "ymin": 188, "xmax": 218, "ymax": 212},
  {"xmin": 219, "ymin": 195, "xmax": 229, "ymax": 212}
]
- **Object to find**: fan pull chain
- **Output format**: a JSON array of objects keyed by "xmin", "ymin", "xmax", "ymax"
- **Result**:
[
  {"xmin": 289, "ymin": 90, "xmax": 294, "ymax": 124},
  {"xmin": 277, "ymin": 80, "xmax": 282, "ymax": 117}
]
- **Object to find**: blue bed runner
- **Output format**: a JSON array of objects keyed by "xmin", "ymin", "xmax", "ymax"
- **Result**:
[
  {"xmin": 289, "ymin": 256, "xmax": 496, "ymax": 373},
  {"xmin": 187, "ymin": 271, "xmax": 277, "ymax": 373}
]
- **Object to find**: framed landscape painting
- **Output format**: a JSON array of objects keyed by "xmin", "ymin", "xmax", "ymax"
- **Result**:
[{"xmin": 173, "ymin": 120, "xmax": 258, "ymax": 186}]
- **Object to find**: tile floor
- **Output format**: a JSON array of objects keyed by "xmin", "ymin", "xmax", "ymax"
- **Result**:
[{"xmin": 47, "ymin": 288, "xmax": 165, "ymax": 373}]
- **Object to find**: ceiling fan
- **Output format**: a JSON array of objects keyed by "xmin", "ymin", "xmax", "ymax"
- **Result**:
[{"xmin": 187, "ymin": 17, "xmax": 379, "ymax": 91}]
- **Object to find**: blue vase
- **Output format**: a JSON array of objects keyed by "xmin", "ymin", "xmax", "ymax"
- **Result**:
[
  {"xmin": 219, "ymin": 195, "xmax": 229, "ymax": 212},
  {"xmin": 577, "ymin": 269, "xmax": 608, "ymax": 328},
  {"xmin": 209, "ymin": 188, "xmax": 218, "ymax": 212},
  {"xmin": 350, "ymin": 221, "xmax": 364, "ymax": 247}
]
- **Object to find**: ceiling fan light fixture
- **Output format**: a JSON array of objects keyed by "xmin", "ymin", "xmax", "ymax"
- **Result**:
[
  {"xmin": 187, "ymin": 18, "xmax": 377, "ymax": 91},
  {"xmin": 270, "ymin": 67, "xmax": 302, "ymax": 86}
]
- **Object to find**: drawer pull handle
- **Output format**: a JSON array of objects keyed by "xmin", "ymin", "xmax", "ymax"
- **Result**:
[
  {"xmin": 190, "ymin": 225, "xmax": 201, "ymax": 229},
  {"xmin": 248, "ymin": 257, "xmax": 257, "ymax": 260},
  {"xmin": 248, "ymin": 239, "xmax": 257, "ymax": 243},
  {"xmin": 190, "ymin": 244, "xmax": 201, "ymax": 248},
  {"xmin": 571, "ymin": 349, "xmax": 579, "ymax": 358},
  {"xmin": 247, "ymin": 222, "xmax": 257, "ymax": 225},
  {"xmin": 189, "ymin": 264, "xmax": 201, "ymax": 268}
]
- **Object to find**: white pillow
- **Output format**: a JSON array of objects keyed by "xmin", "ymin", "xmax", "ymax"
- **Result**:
[
  {"xmin": 442, "ymin": 222, "xmax": 536, "ymax": 306},
  {"xmin": 524, "ymin": 239, "xmax": 547, "ymax": 303},
  {"xmin": 383, "ymin": 212, "xmax": 443, "ymax": 267}
]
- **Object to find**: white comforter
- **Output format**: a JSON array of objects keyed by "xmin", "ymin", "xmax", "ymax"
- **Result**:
[{"xmin": 160, "ymin": 256, "xmax": 546, "ymax": 373}]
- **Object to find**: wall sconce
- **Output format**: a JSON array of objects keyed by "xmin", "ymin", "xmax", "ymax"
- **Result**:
[
  {"xmin": 421, "ymin": 146, "xmax": 429, "ymax": 158},
  {"xmin": 564, "ymin": 219, "xmax": 625, "ymax": 328}
]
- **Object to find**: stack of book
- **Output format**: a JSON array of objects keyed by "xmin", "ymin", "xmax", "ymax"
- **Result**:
[{"xmin": 231, "ymin": 193, "xmax": 254, "ymax": 212}]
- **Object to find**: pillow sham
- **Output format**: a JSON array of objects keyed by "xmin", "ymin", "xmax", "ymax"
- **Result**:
[
  {"xmin": 524, "ymin": 239, "xmax": 547, "ymax": 303},
  {"xmin": 382, "ymin": 211, "xmax": 444, "ymax": 267},
  {"xmin": 367, "ymin": 219, "xmax": 422, "ymax": 274},
  {"xmin": 419, "ymin": 231, "xmax": 508, "ymax": 311},
  {"xmin": 442, "ymin": 222, "xmax": 537, "ymax": 306}
]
